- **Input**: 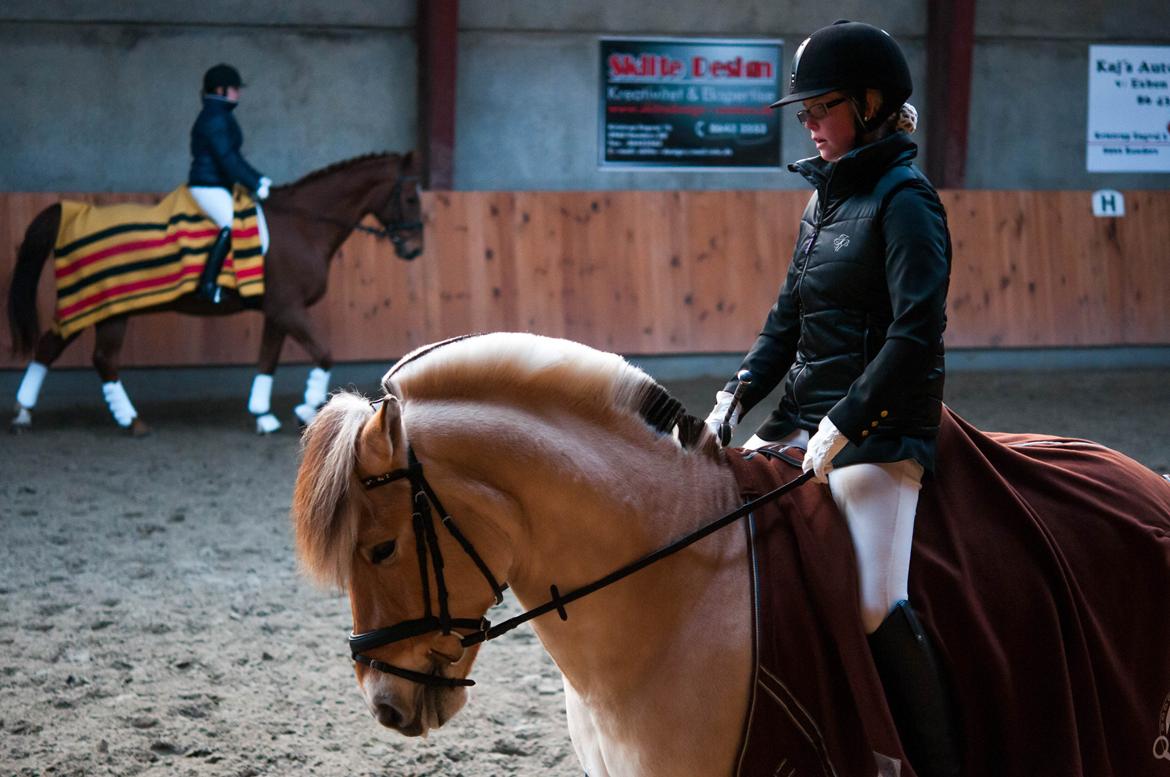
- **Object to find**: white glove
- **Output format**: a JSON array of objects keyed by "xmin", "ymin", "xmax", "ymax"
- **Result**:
[
  {"xmin": 802, "ymin": 415, "xmax": 848, "ymax": 483},
  {"xmin": 256, "ymin": 176, "xmax": 272, "ymax": 200},
  {"xmin": 703, "ymin": 390, "xmax": 737, "ymax": 443}
]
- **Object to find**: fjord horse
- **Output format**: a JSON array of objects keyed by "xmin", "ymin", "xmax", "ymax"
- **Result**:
[
  {"xmin": 291, "ymin": 332, "xmax": 1170, "ymax": 777},
  {"xmin": 7, "ymin": 152, "xmax": 422, "ymax": 434}
]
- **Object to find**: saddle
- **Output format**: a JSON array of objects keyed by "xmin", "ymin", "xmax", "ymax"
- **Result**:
[{"xmin": 52, "ymin": 185, "xmax": 265, "ymax": 337}]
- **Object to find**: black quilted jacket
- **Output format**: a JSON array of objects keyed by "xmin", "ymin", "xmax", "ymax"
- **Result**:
[{"xmin": 727, "ymin": 133, "xmax": 951, "ymax": 471}]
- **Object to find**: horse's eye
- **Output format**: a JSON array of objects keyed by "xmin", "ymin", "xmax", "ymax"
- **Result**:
[{"xmin": 371, "ymin": 540, "xmax": 397, "ymax": 564}]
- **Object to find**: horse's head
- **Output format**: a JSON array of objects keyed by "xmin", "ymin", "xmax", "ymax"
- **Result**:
[
  {"xmin": 292, "ymin": 334, "xmax": 721, "ymax": 738},
  {"xmin": 292, "ymin": 390, "xmax": 506, "ymax": 736},
  {"xmin": 372, "ymin": 151, "xmax": 424, "ymax": 261}
]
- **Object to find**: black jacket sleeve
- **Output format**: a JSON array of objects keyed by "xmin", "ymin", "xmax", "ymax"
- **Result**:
[
  {"xmin": 205, "ymin": 113, "xmax": 264, "ymax": 191},
  {"xmin": 827, "ymin": 183, "xmax": 950, "ymax": 442},
  {"xmin": 724, "ymin": 250, "xmax": 803, "ymax": 416}
]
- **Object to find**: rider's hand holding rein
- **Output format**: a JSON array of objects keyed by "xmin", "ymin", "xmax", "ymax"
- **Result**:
[{"xmin": 803, "ymin": 415, "xmax": 847, "ymax": 483}]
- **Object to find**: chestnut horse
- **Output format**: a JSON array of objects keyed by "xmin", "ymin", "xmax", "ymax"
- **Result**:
[
  {"xmin": 7, "ymin": 151, "xmax": 422, "ymax": 435},
  {"xmin": 290, "ymin": 332, "xmax": 1170, "ymax": 777}
]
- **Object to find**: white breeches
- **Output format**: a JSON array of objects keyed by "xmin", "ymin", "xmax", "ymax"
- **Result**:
[
  {"xmin": 745, "ymin": 428, "xmax": 923, "ymax": 633},
  {"xmin": 189, "ymin": 185, "xmax": 269, "ymax": 253}
]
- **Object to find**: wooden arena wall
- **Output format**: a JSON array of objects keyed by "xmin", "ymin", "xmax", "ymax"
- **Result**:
[{"xmin": 1, "ymin": 190, "xmax": 1167, "ymax": 370}]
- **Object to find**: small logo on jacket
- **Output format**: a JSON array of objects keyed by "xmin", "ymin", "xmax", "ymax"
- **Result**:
[
  {"xmin": 833, "ymin": 234, "xmax": 851, "ymax": 252},
  {"xmin": 1155, "ymin": 692, "xmax": 1170, "ymax": 762}
]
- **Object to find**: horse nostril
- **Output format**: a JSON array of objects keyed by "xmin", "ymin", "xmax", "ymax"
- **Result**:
[{"xmin": 374, "ymin": 701, "xmax": 403, "ymax": 729}]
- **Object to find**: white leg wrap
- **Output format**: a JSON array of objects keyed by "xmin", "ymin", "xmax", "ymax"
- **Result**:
[
  {"xmin": 248, "ymin": 374, "xmax": 274, "ymax": 415},
  {"xmin": 101, "ymin": 381, "xmax": 138, "ymax": 428},
  {"xmin": 255, "ymin": 413, "xmax": 282, "ymax": 434},
  {"xmin": 294, "ymin": 367, "xmax": 330, "ymax": 425},
  {"xmin": 16, "ymin": 361, "xmax": 48, "ymax": 409},
  {"xmin": 303, "ymin": 367, "xmax": 330, "ymax": 407}
]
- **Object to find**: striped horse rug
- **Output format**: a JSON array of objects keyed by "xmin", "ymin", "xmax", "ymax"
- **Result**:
[{"xmin": 52, "ymin": 185, "xmax": 264, "ymax": 337}]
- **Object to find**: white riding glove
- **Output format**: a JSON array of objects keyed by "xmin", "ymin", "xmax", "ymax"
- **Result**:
[
  {"xmin": 802, "ymin": 415, "xmax": 848, "ymax": 483},
  {"xmin": 703, "ymin": 390, "xmax": 737, "ymax": 443},
  {"xmin": 256, "ymin": 176, "xmax": 272, "ymax": 200}
]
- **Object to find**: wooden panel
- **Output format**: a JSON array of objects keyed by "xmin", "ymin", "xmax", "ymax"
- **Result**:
[{"xmin": 2, "ymin": 190, "xmax": 1168, "ymax": 371}]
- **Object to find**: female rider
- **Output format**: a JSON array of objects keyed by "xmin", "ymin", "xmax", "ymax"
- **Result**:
[
  {"xmin": 705, "ymin": 21, "xmax": 959, "ymax": 777},
  {"xmin": 188, "ymin": 63, "xmax": 271, "ymax": 303}
]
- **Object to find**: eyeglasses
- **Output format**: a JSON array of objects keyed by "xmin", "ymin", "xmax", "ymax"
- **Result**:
[{"xmin": 795, "ymin": 97, "xmax": 848, "ymax": 126}]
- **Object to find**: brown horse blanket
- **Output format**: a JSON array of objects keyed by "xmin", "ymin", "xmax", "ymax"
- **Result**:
[
  {"xmin": 728, "ymin": 408, "xmax": 1170, "ymax": 777},
  {"xmin": 52, "ymin": 185, "xmax": 265, "ymax": 337}
]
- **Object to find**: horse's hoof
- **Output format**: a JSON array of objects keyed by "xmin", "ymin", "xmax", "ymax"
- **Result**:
[
  {"xmin": 255, "ymin": 413, "xmax": 282, "ymax": 434},
  {"xmin": 128, "ymin": 418, "xmax": 152, "ymax": 437},
  {"xmin": 11, "ymin": 406, "xmax": 32, "ymax": 433}
]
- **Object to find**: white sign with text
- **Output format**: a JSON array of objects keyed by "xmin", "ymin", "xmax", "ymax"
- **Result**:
[{"xmin": 1086, "ymin": 45, "xmax": 1170, "ymax": 172}]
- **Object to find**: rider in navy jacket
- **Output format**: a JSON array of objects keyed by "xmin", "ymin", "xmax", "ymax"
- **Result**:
[
  {"xmin": 187, "ymin": 64, "xmax": 270, "ymax": 303},
  {"xmin": 189, "ymin": 92, "xmax": 265, "ymax": 192}
]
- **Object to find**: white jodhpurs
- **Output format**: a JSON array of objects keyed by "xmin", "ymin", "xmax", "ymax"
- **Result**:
[
  {"xmin": 189, "ymin": 186, "xmax": 234, "ymax": 228},
  {"xmin": 189, "ymin": 185, "xmax": 269, "ymax": 253},
  {"xmin": 745, "ymin": 428, "xmax": 924, "ymax": 634}
]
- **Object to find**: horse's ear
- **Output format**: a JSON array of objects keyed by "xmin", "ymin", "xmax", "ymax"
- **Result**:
[{"xmin": 377, "ymin": 395, "xmax": 404, "ymax": 459}]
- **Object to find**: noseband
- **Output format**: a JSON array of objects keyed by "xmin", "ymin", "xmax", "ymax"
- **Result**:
[{"xmin": 349, "ymin": 446, "xmax": 506, "ymax": 688}]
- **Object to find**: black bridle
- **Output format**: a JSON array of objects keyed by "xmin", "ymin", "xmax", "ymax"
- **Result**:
[
  {"xmin": 376, "ymin": 168, "xmax": 424, "ymax": 256},
  {"xmin": 265, "ymin": 156, "xmax": 423, "ymax": 258},
  {"xmin": 350, "ymin": 446, "xmax": 507, "ymax": 688},
  {"xmin": 348, "ymin": 436, "xmax": 813, "ymax": 688}
]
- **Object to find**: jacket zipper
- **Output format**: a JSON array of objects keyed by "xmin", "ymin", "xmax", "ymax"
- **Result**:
[{"xmin": 791, "ymin": 198, "xmax": 823, "ymax": 421}]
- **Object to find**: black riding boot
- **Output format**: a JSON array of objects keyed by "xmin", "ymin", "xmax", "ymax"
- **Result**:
[
  {"xmin": 196, "ymin": 226, "xmax": 232, "ymax": 303},
  {"xmin": 868, "ymin": 600, "xmax": 961, "ymax": 777}
]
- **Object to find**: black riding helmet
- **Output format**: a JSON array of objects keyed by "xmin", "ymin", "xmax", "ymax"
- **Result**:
[
  {"xmin": 771, "ymin": 20, "xmax": 911, "ymax": 132},
  {"xmin": 203, "ymin": 63, "xmax": 245, "ymax": 94}
]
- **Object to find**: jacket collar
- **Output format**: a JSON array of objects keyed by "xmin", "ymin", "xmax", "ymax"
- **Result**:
[
  {"xmin": 789, "ymin": 132, "xmax": 917, "ymax": 205},
  {"xmin": 201, "ymin": 95, "xmax": 239, "ymax": 113}
]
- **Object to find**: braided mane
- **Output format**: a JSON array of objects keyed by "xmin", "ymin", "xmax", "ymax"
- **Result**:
[{"xmin": 277, "ymin": 152, "xmax": 399, "ymax": 191}]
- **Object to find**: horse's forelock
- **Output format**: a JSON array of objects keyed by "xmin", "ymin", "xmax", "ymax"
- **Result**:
[{"xmin": 292, "ymin": 391, "xmax": 376, "ymax": 587}]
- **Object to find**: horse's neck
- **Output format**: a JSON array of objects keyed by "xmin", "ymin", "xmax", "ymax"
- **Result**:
[
  {"xmin": 274, "ymin": 161, "xmax": 390, "ymax": 256},
  {"xmin": 418, "ymin": 407, "xmax": 750, "ymax": 775},
  {"xmin": 514, "ymin": 426, "xmax": 750, "ymax": 775}
]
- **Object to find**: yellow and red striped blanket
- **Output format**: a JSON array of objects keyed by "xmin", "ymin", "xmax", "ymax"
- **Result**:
[{"xmin": 52, "ymin": 185, "xmax": 265, "ymax": 337}]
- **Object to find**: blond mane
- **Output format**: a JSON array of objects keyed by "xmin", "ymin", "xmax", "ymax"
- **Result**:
[{"xmin": 292, "ymin": 333, "xmax": 712, "ymax": 587}]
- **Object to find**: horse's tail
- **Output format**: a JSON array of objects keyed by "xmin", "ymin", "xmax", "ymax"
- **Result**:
[{"xmin": 8, "ymin": 203, "xmax": 61, "ymax": 355}]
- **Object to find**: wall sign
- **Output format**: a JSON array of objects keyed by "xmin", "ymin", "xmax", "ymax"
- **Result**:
[
  {"xmin": 1091, "ymin": 189, "xmax": 1126, "ymax": 217},
  {"xmin": 1086, "ymin": 45, "xmax": 1170, "ymax": 172},
  {"xmin": 599, "ymin": 37, "xmax": 783, "ymax": 170}
]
